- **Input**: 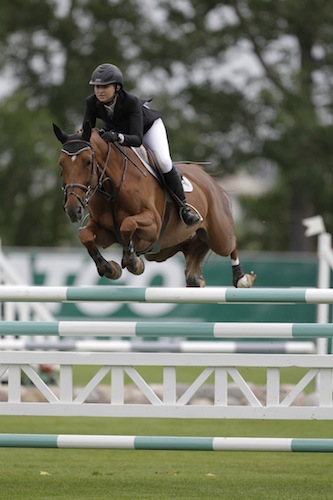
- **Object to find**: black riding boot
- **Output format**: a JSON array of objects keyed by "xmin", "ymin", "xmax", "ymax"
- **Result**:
[{"xmin": 163, "ymin": 165, "xmax": 201, "ymax": 227}]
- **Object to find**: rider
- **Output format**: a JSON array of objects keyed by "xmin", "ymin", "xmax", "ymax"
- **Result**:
[{"xmin": 82, "ymin": 63, "xmax": 200, "ymax": 227}]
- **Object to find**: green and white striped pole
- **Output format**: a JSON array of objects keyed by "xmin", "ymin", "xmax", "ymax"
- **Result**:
[
  {"xmin": 0, "ymin": 285, "xmax": 333, "ymax": 304},
  {"xmin": 0, "ymin": 320, "xmax": 333, "ymax": 338},
  {"xmin": 0, "ymin": 434, "xmax": 332, "ymax": 452}
]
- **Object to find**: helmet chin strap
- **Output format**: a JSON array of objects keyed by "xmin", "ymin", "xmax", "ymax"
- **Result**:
[
  {"xmin": 105, "ymin": 98, "xmax": 115, "ymax": 106},
  {"xmin": 104, "ymin": 86, "xmax": 120, "ymax": 106}
]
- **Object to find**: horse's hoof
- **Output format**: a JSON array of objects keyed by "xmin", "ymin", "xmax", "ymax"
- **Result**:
[
  {"xmin": 127, "ymin": 257, "xmax": 145, "ymax": 276},
  {"xmin": 98, "ymin": 260, "xmax": 122, "ymax": 280},
  {"xmin": 236, "ymin": 271, "xmax": 256, "ymax": 288},
  {"xmin": 186, "ymin": 275, "xmax": 206, "ymax": 287},
  {"xmin": 122, "ymin": 254, "xmax": 136, "ymax": 270}
]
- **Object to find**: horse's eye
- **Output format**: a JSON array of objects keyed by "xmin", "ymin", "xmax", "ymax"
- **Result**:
[{"xmin": 84, "ymin": 159, "xmax": 92, "ymax": 168}]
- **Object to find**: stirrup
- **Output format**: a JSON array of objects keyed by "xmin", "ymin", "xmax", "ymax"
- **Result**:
[{"xmin": 179, "ymin": 203, "xmax": 203, "ymax": 227}]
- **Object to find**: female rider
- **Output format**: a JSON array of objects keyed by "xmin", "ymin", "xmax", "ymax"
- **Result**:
[{"xmin": 82, "ymin": 63, "xmax": 200, "ymax": 227}]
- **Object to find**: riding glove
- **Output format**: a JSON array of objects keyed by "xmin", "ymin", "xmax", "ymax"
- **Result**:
[{"xmin": 100, "ymin": 130, "xmax": 120, "ymax": 143}]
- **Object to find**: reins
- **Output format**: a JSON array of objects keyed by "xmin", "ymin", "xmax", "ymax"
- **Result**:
[{"xmin": 112, "ymin": 141, "xmax": 147, "ymax": 177}]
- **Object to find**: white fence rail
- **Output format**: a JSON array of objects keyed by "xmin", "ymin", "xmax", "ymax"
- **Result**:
[{"xmin": 0, "ymin": 351, "xmax": 332, "ymax": 419}]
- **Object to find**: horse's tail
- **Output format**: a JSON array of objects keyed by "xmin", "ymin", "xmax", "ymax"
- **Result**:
[{"xmin": 184, "ymin": 236, "xmax": 210, "ymax": 281}]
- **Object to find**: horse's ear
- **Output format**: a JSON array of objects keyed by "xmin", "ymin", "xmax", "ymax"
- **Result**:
[
  {"xmin": 81, "ymin": 121, "xmax": 92, "ymax": 142},
  {"xmin": 53, "ymin": 123, "xmax": 68, "ymax": 144}
]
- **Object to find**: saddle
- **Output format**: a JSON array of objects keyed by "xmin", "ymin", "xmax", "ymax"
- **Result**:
[
  {"xmin": 131, "ymin": 145, "xmax": 163, "ymax": 182},
  {"xmin": 131, "ymin": 145, "xmax": 193, "ymax": 194}
]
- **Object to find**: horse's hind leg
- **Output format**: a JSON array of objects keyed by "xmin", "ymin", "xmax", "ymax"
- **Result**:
[{"xmin": 230, "ymin": 248, "xmax": 256, "ymax": 288}]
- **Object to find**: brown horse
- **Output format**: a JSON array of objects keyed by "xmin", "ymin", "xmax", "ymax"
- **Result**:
[{"xmin": 53, "ymin": 122, "xmax": 256, "ymax": 287}]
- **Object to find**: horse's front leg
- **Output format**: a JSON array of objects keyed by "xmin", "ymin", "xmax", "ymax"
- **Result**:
[
  {"xmin": 79, "ymin": 222, "xmax": 122, "ymax": 280},
  {"xmin": 120, "ymin": 210, "xmax": 160, "ymax": 275},
  {"xmin": 122, "ymin": 240, "xmax": 145, "ymax": 275}
]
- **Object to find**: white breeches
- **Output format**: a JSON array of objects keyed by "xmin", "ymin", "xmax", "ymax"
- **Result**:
[{"xmin": 143, "ymin": 118, "xmax": 173, "ymax": 173}]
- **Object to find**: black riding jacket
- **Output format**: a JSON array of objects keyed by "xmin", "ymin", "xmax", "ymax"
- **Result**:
[{"xmin": 83, "ymin": 89, "xmax": 161, "ymax": 147}]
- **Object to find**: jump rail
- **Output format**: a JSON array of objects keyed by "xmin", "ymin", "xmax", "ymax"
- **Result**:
[
  {"xmin": 1, "ymin": 285, "xmax": 327, "ymax": 353},
  {"xmin": 1, "ymin": 284, "xmax": 333, "ymax": 451},
  {"xmin": 1, "ymin": 434, "xmax": 333, "ymax": 452},
  {"xmin": 1, "ymin": 320, "xmax": 333, "ymax": 339},
  {"xmin": 1, "ymin": 285, "xmax": 333, "ymax": 303}
]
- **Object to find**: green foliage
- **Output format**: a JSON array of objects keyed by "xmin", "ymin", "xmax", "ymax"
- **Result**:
[
  {"xmin": 1, "ymin": 0, "xmax": 333, "ymax": 250},
  {"xmin": 0, "ymin": 92, "xmax": 74, "ymax": 245}
]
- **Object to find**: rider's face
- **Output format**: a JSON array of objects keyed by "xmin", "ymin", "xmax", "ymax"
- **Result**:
[{"xmin": 94, "ymin": 84, "xmax": 117, "ymax": 103}]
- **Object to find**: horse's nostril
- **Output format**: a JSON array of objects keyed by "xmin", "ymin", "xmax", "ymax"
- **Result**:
[
  {"xmin": 65, "ymin": 204, "xmax": 84, "ymax": 223},
  {"xmin": 77, "ymin": 206, "xmax": 84, "ymax": 220}
]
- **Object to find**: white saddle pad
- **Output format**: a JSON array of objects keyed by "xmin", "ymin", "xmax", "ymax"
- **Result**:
[
  {"xmin": 132, "ymin": 146, "xmax": 193, "ymax": 192},
  {"xmin": 181, "ymin": 176, "xmax": 193, "ymax": 192}
]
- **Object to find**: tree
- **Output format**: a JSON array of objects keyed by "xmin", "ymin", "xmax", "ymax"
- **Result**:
[
  {"xmin": 0, "ymin": 91, "xmax": 75, "ymax": 246},
  {"xmin": 230, "ymin": 0, "xmax": 333, "ymax": 251}
]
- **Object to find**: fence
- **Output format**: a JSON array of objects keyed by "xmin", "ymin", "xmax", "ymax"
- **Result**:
[
  {"xmin": 1, "ymin": 349, "xmax": 332, "ymax": 420},
  {"xmin": 1, "ymin": 213, "xmax": 333, "ymax": 450},
  {"xmin": 0, "ymin": 286, "xmax": 332, "ymax": 423}
]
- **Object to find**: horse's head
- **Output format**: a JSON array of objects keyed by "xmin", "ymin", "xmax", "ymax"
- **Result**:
[{"xmin": 53, "ymin": 122, "xmax": 96, "ymax": 223}]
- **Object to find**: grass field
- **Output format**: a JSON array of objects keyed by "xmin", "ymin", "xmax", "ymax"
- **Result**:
[
  {"xmin": 0, "ymin": 417, "xmax": 333, "ymax": 499},
  {"xmin": 0, "ymin": 366, "xmax": 332, "ymax": 499}
]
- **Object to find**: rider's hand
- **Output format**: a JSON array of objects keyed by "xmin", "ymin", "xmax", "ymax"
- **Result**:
[{"xmin": 100, "ymin": 130, "xmax": 120, "ymax": 143}]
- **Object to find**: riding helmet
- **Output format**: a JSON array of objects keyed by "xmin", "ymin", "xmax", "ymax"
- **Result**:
[{"xmin": 89, "ymin": 63, "xmax": 124, "ymax": 87}]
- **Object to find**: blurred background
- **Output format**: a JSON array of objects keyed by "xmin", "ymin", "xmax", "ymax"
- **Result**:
[{"xmin": 1, "ymin": 0, "xmax": 333, "ymax": 253}]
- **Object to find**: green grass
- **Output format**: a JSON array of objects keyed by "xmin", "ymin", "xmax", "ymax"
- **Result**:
[{"xmin": 0, "ymin": 417, "xmax": 333, "ymax": 499}]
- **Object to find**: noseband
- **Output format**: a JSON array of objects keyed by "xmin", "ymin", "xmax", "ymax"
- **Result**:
[{"xmin": 61, "ymin": 139, "xmax": 98, "ymax": 210}]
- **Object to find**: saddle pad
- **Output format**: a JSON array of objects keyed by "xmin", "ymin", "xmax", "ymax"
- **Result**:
[{"xmin": 131, "ymin": 146, "xmax": 193, "ymax": 192}]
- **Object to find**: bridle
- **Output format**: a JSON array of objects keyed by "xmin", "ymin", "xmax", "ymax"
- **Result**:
[{"xmin": 61, "ymin": 139, "xmax": 111, "ymax": 210}]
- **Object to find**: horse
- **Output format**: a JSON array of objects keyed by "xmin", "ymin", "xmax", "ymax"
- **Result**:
[{"xmin": 53, "ymin": 122, "xmax": 256, "ymax": 288}]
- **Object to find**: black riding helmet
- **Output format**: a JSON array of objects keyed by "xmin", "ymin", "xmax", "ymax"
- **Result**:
[{"xmin": 89, "ymin": 63, "xmax": 124, "ymax": 87}]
